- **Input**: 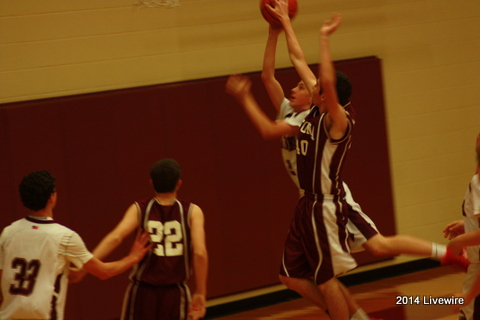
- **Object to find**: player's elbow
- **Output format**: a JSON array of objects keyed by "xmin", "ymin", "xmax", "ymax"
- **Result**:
[
  {"xmin": 260, "ymin": 131, "xmax": 278, "ymax": 140},
  {"xmin": 102, "ymin": 232, "xmax": 125, "ymax": 251},
  {"xmin": 260, "ymin": 72, "xmax": 274, "ymax": 84},
  {"xmin": 194, "ymin": 248, "xmax": 208, "ymax": 261},
  {"xmin": 95, "ymin": 271, "xmax": 111, "ymax": 281},
  {"xmin": 92, "ymin": 266, "xmax": 120, "ymax": 280},
  {"xmin": 260, "ymin": 125, "xmax": 284, "ymax": 140},
  {"xmin": 83, "ymin": 258, "xmax": 117, "ymax": 280}
]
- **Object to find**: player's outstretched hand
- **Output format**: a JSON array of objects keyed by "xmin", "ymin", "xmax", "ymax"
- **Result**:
[
  {"xmin": 321, "ymin": 13, "xmax": 342, "ymax": 37},
  {"xmin": 188, "ymin": 293, "xmax": 206, "ymax": 320},
  {"xmin": 68, "ymin": 268, "xmax": 87, "ymax": 284},
  {"xmin": 128, "ymin": 229, "xmax": 152, "ymax": 263},
  {"xmin": 443, "ymin": 220, "xmax": 465, "ymax": 240},
  {"xmin": 265, "ymin": 0, "xmax": 289, "ymax": 24},
  {"xmin": 225, "ymin": 74, "xmax": 252, "ymax": 101}
]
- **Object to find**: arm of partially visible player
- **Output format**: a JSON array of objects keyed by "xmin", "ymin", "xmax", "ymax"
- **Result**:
[
  {"xmin": 448, "ymin": 220, "xmax": 480, "ymax": 256},
  {"xmin": 449, "ymin": 181, "xmax": 480, "ymax": 255},
  {"xmin": 188, "ymin": 204, "xmax": 208, "ymax": 320},
  {"xmin": 83, "ymin": 230, "xmax": 152, "ymax": 280},
  {"xmin": 261, "ymin": 26, "xmax": 285, "ymax": 112},
  {"xmin": 93, "ymin": 204, "xmax": 140, "ymax": 260},
  {"xmin": 226, "ymin": 74, "xmax": 298, "ymax": 140},
  {"xmin": 319, "ymin": 13, "xmax": 348, "ymax": 140},
  {"xmin": 0, "ymin": 270, "xmax": 3, "ymax": 304},
  {"xmin": 267, "ymin": 0, "xmax": 316, "ymax": 94},
  {"xmin": 443, "ymin": 220, "xmax": 465, "ymax": 240},
  {"xmin": 69, "ymin": 204, "xmax": 140, "ymax": 283}
]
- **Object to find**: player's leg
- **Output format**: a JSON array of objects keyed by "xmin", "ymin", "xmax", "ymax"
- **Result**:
[
  {"xmin": 279, "ymin": 275, "xmax": 327, "ymax": 309},
  {"xmin": 344, "ymin": 183, "xmax": 468, "ymax": 270},
  {"xmin": 317, "ymin": 277, "xmax": 349, "ymax": 320},
  {"xmin": 364, "ymin": 233, "xmax": 435, "ymax": 256},
  {"xmin": 157, "ymin": 283, "xmax": 190, "ymax": 320},
  {"xmin": 279, "ymin": 274, "xmax": 380, "ymax": 320},
  {"xmin": 457, "ymin": 263, "xmax": 480, "ymax": 320},
  {"xmin": 121, "ymin": 281, "xmax": 157, "ymax": 320},
  {"xmin": 279, "ymin": 199, "xmax": 331, "ymax": 315}
]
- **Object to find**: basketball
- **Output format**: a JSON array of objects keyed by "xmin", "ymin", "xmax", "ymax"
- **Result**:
[{"xmin": 260, "ymin": 0, "xmax": 298, "ymax": 28}]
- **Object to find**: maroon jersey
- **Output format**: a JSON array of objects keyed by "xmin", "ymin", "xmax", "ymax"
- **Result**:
[
  {"xmin": 131, "ymin": 198, "xmax": 192, "ymax": 286},
  {"xmin": 296, "ymin": 105, "xmax": 354, "ymax": 196}
]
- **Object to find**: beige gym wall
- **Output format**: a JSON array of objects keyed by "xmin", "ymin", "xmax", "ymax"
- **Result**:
[{"xmin": 1, "ymin": 0, "xmax": 479, "ymax": 247}]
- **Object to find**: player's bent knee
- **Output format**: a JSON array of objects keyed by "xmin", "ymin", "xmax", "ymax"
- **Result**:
[
  {"xmin": 316, "ymin": 277, "xmax": 337, "ymax": 293},
  {"xmin": 364, "ymin": 235, "xmax": 392, "ymax": 256}
]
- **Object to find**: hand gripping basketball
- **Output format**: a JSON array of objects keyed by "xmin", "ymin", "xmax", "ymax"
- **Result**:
[{"xmin": 260, "ymin": 0, "xmax": 298, "ymax": 28}]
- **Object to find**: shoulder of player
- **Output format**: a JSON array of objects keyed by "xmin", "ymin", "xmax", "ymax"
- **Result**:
[{"xmin": 188, "ymin": 203, "xmax": 204, "ymax": 220}]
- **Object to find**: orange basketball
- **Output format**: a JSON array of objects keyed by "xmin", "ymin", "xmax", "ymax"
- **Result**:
[{"xmin": 260, "ymin": 0, "xmax": 298, "ymax": 28}]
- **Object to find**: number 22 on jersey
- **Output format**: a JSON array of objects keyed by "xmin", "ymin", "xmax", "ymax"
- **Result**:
[{"xmin": 147, "ymin": 220, "xmax": 183, "ymax": 257}]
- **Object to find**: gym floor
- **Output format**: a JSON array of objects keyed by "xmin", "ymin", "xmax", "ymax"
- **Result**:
[{"xmin": 207, "ymin": 260, "xmax": 464, "ymax": 320}]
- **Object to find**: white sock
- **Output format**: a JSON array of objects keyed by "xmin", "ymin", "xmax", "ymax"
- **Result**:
[
  {"xmin": 431, "ymin": 243, "xmax": 447, "ymax": 260},
  {"xmin": 351, "ymin": 308, "xmax": 370, "ymax": 320}
]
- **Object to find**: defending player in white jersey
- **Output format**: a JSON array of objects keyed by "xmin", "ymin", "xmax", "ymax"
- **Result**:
[
  {"xmin": 443, "ymin": 133, "xmax": 480, "ymax": 320},
  {"xmin": 0, "ymin": 171, "xmax": 151, "ymax": 320}
]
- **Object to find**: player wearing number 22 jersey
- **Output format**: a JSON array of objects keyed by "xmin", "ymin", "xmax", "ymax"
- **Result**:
[{"xmin": 121, "ymin": 198, "xmax": 193, "ymax": 320}]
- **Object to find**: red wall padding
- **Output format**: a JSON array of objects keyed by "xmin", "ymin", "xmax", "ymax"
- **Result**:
[{"xmin": 0, "ymin": 56, "xmax": 394, "ymax": 320}]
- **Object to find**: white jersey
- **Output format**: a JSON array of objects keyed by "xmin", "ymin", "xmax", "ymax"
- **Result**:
[
  {"xmin": 459, "ymin": 173, "xmax": 480, "ymax": 320},
  {"xmin": 0, "ymin": 216, "xmax": 93, "ymax": 320},
  {"xmin": 463, "ymin": 173, "xmax": 480, "ymax": 263},
  {"xmin": 277, "ymin": 98, "xmax": 310, "ymax": 189}
]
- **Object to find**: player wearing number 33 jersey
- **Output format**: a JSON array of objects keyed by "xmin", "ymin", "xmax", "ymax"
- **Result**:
[
  {"xmin": 0, "ymin": 171, "xmax": 151, "ymax": 320},
  {"xmin": 0, "ymin": 217, "xmax": 93, "ymax": 320}
]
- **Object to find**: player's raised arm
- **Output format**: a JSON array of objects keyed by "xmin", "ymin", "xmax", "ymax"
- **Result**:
[
  {"xmin": 261, "ymin": 26, "xmax": 285, "ymax": 111},
  {"xmin": 266, "ymin": 0, "xmax": 316, "ymax": 95},
  {"xmin": 319, "ymin": 13, "xmax": 348, "ymax": 140},
  {"xmin": 226, "ymin": 74, "xmax": 297, "ymax": 139}
]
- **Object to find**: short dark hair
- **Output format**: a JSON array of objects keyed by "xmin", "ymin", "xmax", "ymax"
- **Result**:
[
  {"xmin": 150, "ymin": 159, "xmax": 181, "ymax": 193},
  {"xmin": 336, "ymin": 70, "xmax": 352, "ymax": 107},
  {"xmin": 19, "ymin": 171, "xmax": 56, "ymax": 211}
]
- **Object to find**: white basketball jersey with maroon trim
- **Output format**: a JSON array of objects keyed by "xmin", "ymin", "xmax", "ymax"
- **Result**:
[
  {"xmin": 277, "ymin": 98, "xmax": 310, "ymax": 189},
  {"xmin": 0, "ymin": 217, "xmax": 93, "ymax": 320},
  {"xmin": 463, "ymin": 174, "xmax": 480, "ymax": 263}
]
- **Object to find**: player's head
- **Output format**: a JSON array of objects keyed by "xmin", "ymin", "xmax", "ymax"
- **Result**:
[
  {"xmin": 289, "ymin": 81, "xmax": 312, "ymax": 111},
  {"xmin": 150, "ymin": 158, "xmax": 182, "ymax": 193},
  {"xmin": 335, "ymin": 70, "xmax": 352, "ymax": 107},
  {"xmin": 313, "ymin": 70, "xmax": 352, "ymax": 108},
  {"xmin": 19, "ymin": 171, "xmax": 56, "ymax": 211}
]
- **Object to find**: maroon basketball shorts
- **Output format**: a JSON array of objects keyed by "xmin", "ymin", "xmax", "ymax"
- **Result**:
[
  {"xmin": 121, "ymin": 281, "xmax": 190, "ymax": 320},
  {"xmin": 280, "ymin": 195, "xmax": 357, "ymax": 285}
]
